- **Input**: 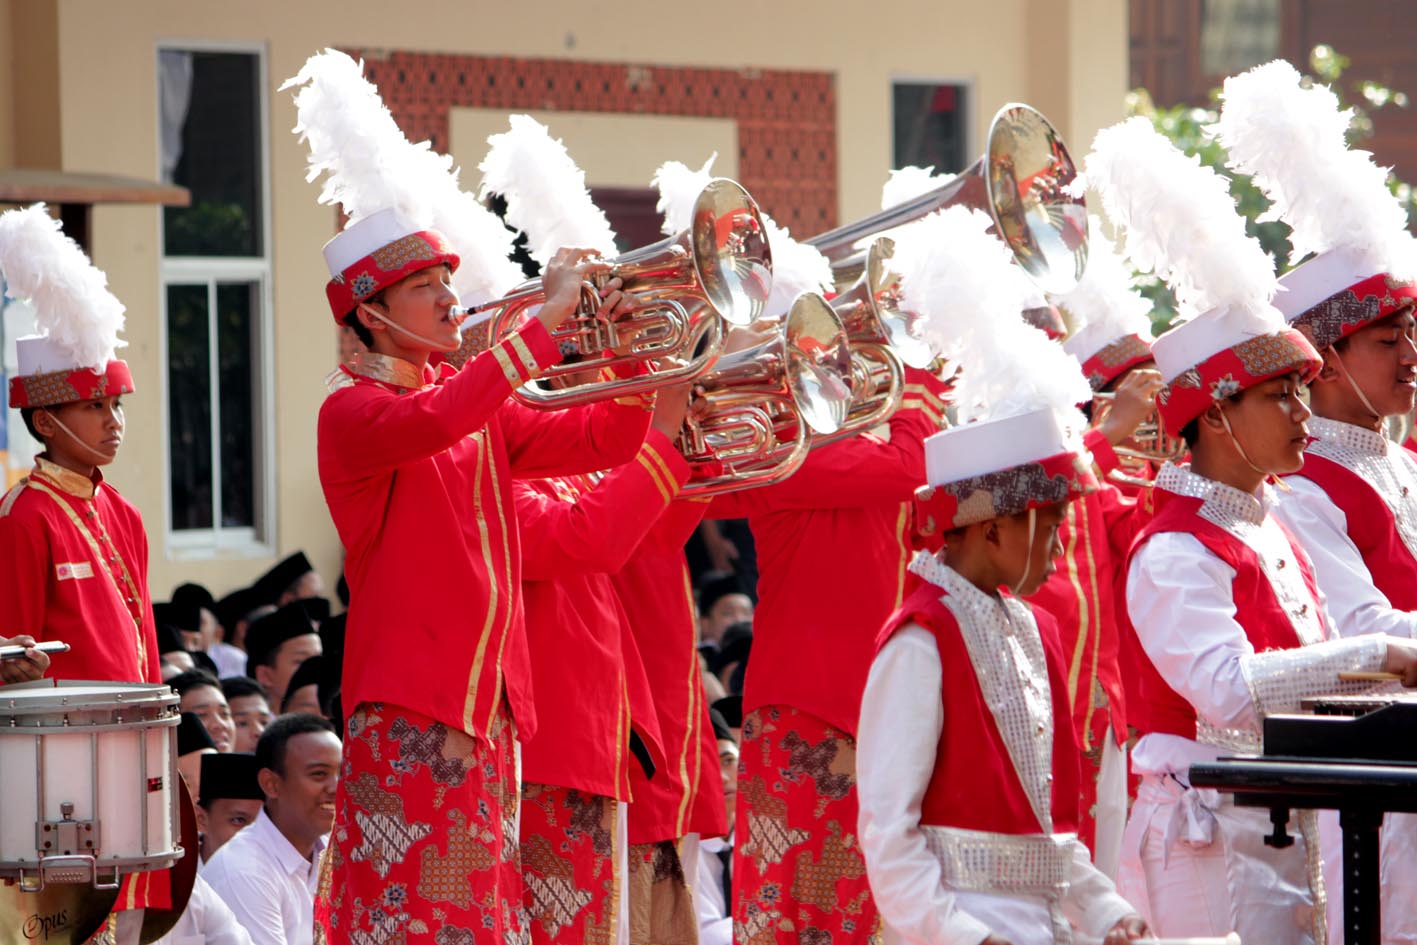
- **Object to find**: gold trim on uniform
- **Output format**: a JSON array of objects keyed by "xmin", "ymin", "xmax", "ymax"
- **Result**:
[
  {"xmin": 35, "ymin": 457, "xmax": 99, "ymax": 499},
  {"xmin": 347, "ymin": 352, "xmax": 428, "ymax": 390},
  {"xmin": 507, "ymin": 333, "xmax": 540, "ymax": 378},
  {"xmin": 491, "ymin": 343, "xmax": 523, "ymax": 387}
]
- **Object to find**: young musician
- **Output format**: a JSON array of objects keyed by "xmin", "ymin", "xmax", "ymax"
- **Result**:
[
  {"xmin": 512, "ymin": 389, "xmax": 693, "ymax": 945},
  {"xmin": 1081, "ymin": 115, "xmax": 1417, "ymax": 945},
  {"xmin": 284, "ymin": 51, "xmax": 656, "ymax": 942},
  {"xmin": 1215, "ymin": 58, "xmax": 1417, "ymax": 943},
  {"xmin": 0, "ymin": 204, "xmax": 166, "ymax": 941}
]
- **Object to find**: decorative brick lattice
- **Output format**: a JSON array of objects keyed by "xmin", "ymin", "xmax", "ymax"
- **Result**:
[{"xmin": 341, "ymin": 49, "xmax": 838, "ymax": 232}]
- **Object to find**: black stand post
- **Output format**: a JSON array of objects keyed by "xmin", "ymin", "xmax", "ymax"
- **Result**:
[{"xmin": 1339, "ymin": 807, "xmax": 1384, "ymax": 945}]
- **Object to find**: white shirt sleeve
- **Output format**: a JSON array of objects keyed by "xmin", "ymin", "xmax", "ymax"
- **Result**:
[
  {"xmin": 1060, "ymin": 838, "xmax": 1137, "ymax": 937},
  {"xmin": 1274, "ymin": 475, "xmax": 1417, "ymax": 639},
  {"xmin": 204, "ymin": 855, "xmax": 290, "ymax": 945},
  {"xmin": 1127, "ymin": 533, "xmax": 1388, "ymax": 730},
  {"xmin": 856, "ymin": 625, "xmax": 992, "ymax": 945}
]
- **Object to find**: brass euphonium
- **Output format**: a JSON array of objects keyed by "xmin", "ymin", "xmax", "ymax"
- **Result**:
[
  {"xmin": 806, "ymin": 103, "xmax": 1089, "ymax": 296},
  {"xmin": 678, "ymin": 292, "xmax": 854, "ymax": 496},
  {"xmin": 811, "ymin": 236, "xmax": 944, "ymax": 446},
  {"xmin": 1090, "ymin": 390, "xmax": 1185, "ymax": 484},
  {"xmin": 450, "ymin": 178, "xmax": 773, "ymax": 407}
]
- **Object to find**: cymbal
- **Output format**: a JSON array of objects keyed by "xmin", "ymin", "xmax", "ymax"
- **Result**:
[{"xmin": 0, "ymin": 877, "xmax": 119, "ymax": 945}]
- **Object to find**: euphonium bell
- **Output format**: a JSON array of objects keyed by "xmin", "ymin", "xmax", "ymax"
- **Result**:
[
  {"xmin": 678, "ymin": 292, "xmax": 854, "ymax": 496},
  {"xmin": 448, "ymin": 178, "xmax": 773, "ymax": 408},
  {"xmin": 807, "ymin": 103, "xmax": 1089, "ymax": 295}
]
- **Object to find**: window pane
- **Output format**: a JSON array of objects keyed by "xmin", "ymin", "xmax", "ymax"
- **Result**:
[
  {"xmin": 893, "ymin": 83, "xmax": 969, "ymax": 173},
  {"xmin": 162, "ymin": 51, "xmax": 262, "ymax": 257},
  {"xmin": 167, "ymin": 284, "xmax": 213, "ymax": 530},
  {"xmin": 216, "ymin": 282, "xmax": 257, "ymax": 528},
  {"xmin": 1200, "ymin": 0, "xmax": 1280, "ymax": 77}
]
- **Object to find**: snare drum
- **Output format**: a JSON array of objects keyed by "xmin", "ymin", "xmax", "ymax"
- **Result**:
[{"xmin": 0, "ymin": 680, "xmax": 182, "ymax": 890}]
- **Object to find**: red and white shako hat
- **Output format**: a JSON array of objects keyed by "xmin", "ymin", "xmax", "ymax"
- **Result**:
[
  {"xmin": 1059, "ymin": 217, "xmax": 1155, "ymax": 392},
  {"xmin": 1215, "ymin": 59, "xmax": 1417, "ymax": 349},
  {"xmin": 0, "ymin": 204, "xmax": 135, "ymax": 410},
  {"xmin": 891, "ymin": 205, "xmax": 1099, "ymax": 530},
  {"xmin": 283, "ymin": 49, "xmax": 522, "ymax": 324},
  {"xmin": 1079, "ymin": 116, "xmax": 1319, "ymax": 434}
]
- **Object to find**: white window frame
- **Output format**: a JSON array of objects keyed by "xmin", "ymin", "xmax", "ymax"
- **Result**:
[
  {"xmin": 888, "ymin": 74, "xmax": 976, "ymax": 173},
  {"xmin": 156, "ymin": 40, "xmax": 275, "ymax": 561}
]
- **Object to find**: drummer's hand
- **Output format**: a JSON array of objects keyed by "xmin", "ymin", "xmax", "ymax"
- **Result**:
[
  {"xmin": 539, "ymin": 247, "xmax": 611, "ymax": 331},
  {"xmin": 0, "ymin": 635, "xmax": 49, "ymax": 684},
  {"xmin": 1102, "ymin": 914, "xmax": 1150, "ymax": 943},
  {"xmin": 1383, "ymin": 638, "xmax": 1417, "ymax": 687}
]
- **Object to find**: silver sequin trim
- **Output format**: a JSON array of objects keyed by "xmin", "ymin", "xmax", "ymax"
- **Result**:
[
  {"xmin": 920, "ymin": 824, "xmax": 1074, "ymax": 943},
  {"xmin": 908, "ymin": 552, "xmax": 1057, "ymax": 835},
  {"xmin": 1305, "ymin": 416, "xmax": 1417, "ymax": 565},
  {"xmin": 1243, "ymin": 636, "xmax": 1388, "ymax": 717},
  {"xmin": 1156, "ymin": 464, "xmax": 1327, "ymax": 646}
]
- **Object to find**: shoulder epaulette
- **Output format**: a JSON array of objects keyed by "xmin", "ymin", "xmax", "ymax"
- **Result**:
[{"xmin": 0, "ymin": 479, "xmax": 30, "ymax": 518}]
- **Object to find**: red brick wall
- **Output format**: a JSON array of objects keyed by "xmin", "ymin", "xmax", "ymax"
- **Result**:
[{"xmin": 342, "ymin": 48, "xmax": 838, "ymax": 233}]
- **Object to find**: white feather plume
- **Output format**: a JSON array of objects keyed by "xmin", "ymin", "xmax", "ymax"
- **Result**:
[
  {"xmin": 478, "ymin": 115, "xmax": 617, "ymax": 266},
  {"xmin": 1057, "ymin": 215, "xmax": 1154, "ymax": 345},
  {"xmin": 892, "ymin": 205, "xmax": 1090, "ymax": 426},
  {"xmin": 652, "ymin": 154, "xmax": 830, "ymax": 317},
  {"xmin": 880, "ymin": 166, "xmax": 955, "ymax": 211},
  {"xmin": 281, "ymin": 49, "xmax": 523, "ymax": 306},
  {"xmin": 1078, "ymin": 116, "xmax": 1282, "ymax": 333},
  {"xmin": 652, "ymin": 155, "xmax": 717, "ymax": 237},
  {"xmin": 1214, "ymin": 59, "xmax": 1417, "ymax": 276},
  {"xmin": 0, "ymin": 204, "xmax": 126, "ymax": 369}
]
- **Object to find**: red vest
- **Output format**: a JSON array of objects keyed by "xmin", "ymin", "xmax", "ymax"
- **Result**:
[
  {"xmin": 1122, "ymin": 494, "xmax": 1319, "ymax": 740},
  {"xmin": 877, "ymin": 583, "xmax": 1081, "ymax": 835},
  {"xmin": 1291, "ymin": 453, "xmax": 1417, "ymax": 611}
]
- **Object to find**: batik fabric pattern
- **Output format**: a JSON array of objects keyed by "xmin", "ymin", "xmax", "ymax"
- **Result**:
[
  {"xmin": 519, "ymin": 782, "xmax": 619, "ymax": 945},
  {"xmin": 315, "ymin": 701, "xmax": 526, "ymax": 945},
  {"xmin": 626, "ymin": 839, "xmax": 699, "ymax": 945},
  {"xmin": 733, "ymin": 705, "xmax": 883, "ymax": 945}
]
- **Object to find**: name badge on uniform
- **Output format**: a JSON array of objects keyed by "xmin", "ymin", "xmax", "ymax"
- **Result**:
[{"xmin": 55, "ymin": 562, "xmax": 95, "ymax": 581}]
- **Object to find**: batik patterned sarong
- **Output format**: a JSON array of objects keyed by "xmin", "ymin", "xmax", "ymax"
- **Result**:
[
  {"xmin": 315, "ymin": 702, "xmax": 526, "ymax": 945},
  {"xmin": 733, "ymin": 705, "xmax": 883, "ymax": 945},
  {"xmin": 626, "ymin": 839, "xmax": 698, "ymax": 945},
  {"xmin": 519, "ymin": 782, "xmax": 619, "ymax": 945}
]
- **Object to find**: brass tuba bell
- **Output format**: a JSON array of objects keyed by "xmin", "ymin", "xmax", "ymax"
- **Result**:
[
  {"xmin": 1091, "ymin": 390, "xmax": 1185, "ymax": 484},
  {"xmin": 450, "ymin": 178, "xmax": 773, "ymax": 407},
  {"xmin": 678, "ymin": 292, "xmax": 855, "ymax": 496}
]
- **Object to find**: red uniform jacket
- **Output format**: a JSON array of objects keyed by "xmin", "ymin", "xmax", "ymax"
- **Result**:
[
  {"xmin": 1289, "ymin": 453, "xmax": 1417, "ymax": 611},
  {"xmin": 1024, "ymin": 431, "xmax": 1140, "ymax": 752},
  {"xmin": 317, "ymin": 321, "xmax": 651, "ymax": 743},
  {"xmin": 515, "ymin": 432, "xmax": 688, "ymax": 799},
  {"xmin": 877, "ymin": 582, "xmax": 1082, "ymax": 834},
  {"xmin": 708, "ymin": 369, "xmax": 949, "ymax": 736},
  {"xmin": 0, "ymin": 457, "xmax": 160, "ymax": 684},
  {"xmin": 1122, "ymin": 493, "xmax": 1320, "ymax": 740},
  {"xmin": 613, "ymin": 497, "xmax": 728, "ymax": 844}
]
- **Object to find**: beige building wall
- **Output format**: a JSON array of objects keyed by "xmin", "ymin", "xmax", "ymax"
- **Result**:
[{"xmin": 3, "ymin": 0, "xmax": 1126, "ymax": 600}]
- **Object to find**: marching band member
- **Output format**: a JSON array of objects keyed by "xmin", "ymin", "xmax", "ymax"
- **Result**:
[
  {"xmin": 1215, "ymin": 58, "xmax": 1417, "ymax": 943},
  {"xmin": 857, "ymin": 205, "xmax": 1145, "ymax": 945},
  {"xmin": 513, "ymin": 388, "xmax": 694, "ymax": 945},
  {"xmin": 615, "ymin": 498, "xmax": 727, "ymax": 945},
  {"xmin": 1024, "ymin": 225, "xmax": 1164, "ymax": 878},
  {"xmin": 284, "ymin": 51, "xmax": 652, "ymax": 943},
  {"xmin": 0, "ymin": 202, "xmax": 165, "ymax": 939},
  {"xmin": 1084, "ymin": 115, "xmax": 1417, "ymax": 945}
]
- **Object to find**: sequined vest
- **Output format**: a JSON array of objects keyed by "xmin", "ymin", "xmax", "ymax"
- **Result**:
[
  {"xmin": 1124, "ymin": 494, "xmax": 1321, "ymax": 741},
  {"xmin": 879, "ymin": 572, "xmax": 1082, "ymax": 836},
  {"xmin": 1294, "ymin": 452, "xmax": 1417, "ymax": 612}
]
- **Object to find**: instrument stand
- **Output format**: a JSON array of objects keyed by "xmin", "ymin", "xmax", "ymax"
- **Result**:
[{"xmin": 1339, "ymin": 807, "xmax": 1384, "ymax": 945}]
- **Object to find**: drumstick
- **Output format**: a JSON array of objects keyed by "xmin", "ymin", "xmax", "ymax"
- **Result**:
[
  {"xmin": 0, "ymin": 640, "xmax": 69, "ymax": 661},
  {"xmin": 1339, "ymin": 670, "xmax": 1401, "ymax": 681},
  {"xmin": 1076, "ymin": 936, "xmax": 1240, "ymax": 945}
]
